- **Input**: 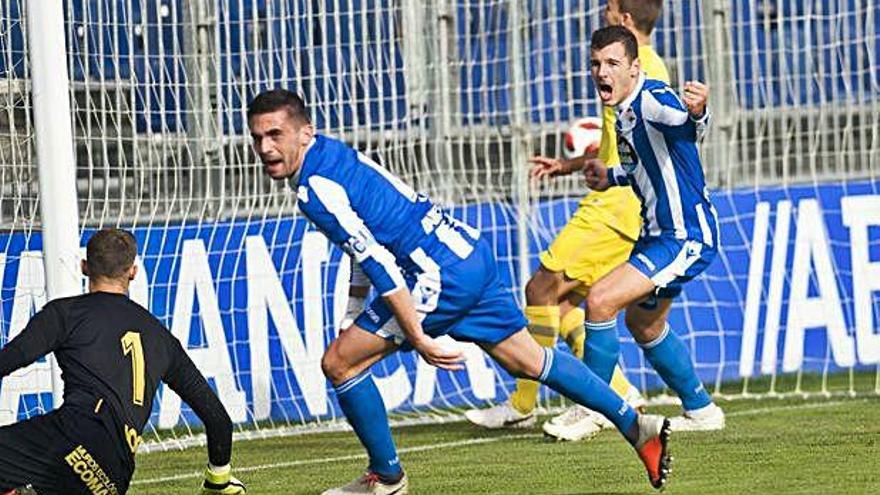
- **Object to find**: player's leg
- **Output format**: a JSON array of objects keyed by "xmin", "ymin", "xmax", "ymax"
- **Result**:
[
  {"xmin": 0, "ymin": 445, "xmax": 44, "ymax": 495},
  {"xmin": 583, "ymin": 262, "xmax": 655, "ymax": 378},
  {"xmin": 481, "ymin": 329, "xmax": 672, "ymax": 489},
  {"xmin": 511, "ymin": 214, "xmax": 594, "ymax": 417},
  {"xmin": 321, "ymin": 323, "xmax": 406, "ymax": 494},
  {"xmin": 507, "ymin": 267, "xmax": 568, "ymax": 417},
  {"xmin": 0, "ymin": 414, "xmax": 73, "ymax": 495},
  {"xmin": 538, "ymin": 219, "xmax": 646, "ymax": 440},
  {"xmin": 556, "ymin": 224, "xmax": 644, "ymax": 399},
  {"xmin": 620, "ymin": 237, "xmax": 724, "ymax": 431},
  {"xmin": 626, "ymin": 300, "xmax": 724, "ymax": 431},
  {"xmin": 556, "ymin": 289, "xmax": 586, "ymax": 358},
  {"xmin": 543, "ymin": 287, "xmax": 644, "ymax": 440},
  {"xmin": 448, "ymin": 242, "xmax": 671, "ymax": 489},
  {"xmin": 463, "ymin": 264, "xmax": 580, "ymax": 428},
  {"xmin": 540, "ymin": 289, "xmax": 605, "ymax": 441}
]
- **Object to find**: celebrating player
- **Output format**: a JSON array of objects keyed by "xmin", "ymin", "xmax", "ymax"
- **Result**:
[
  {"xmin": 573, "ymin": 25, "xmax": 724, "ymax": 431},
  {"xmin": 465, "ymin": 0, "xmax": 701, "ymax": 442},
  {"xmin": 248, "ymin": 89, "xmax": 674, "ymax": 493},
  {"xmin": 0, "ymin": 229, "xmax": 245, "ymax": 495}
]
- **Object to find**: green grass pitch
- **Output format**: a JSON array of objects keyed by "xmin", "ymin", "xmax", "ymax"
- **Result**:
[{"xmin": 130, "ymin": 394, "xmax": 880, "ymax": 494}]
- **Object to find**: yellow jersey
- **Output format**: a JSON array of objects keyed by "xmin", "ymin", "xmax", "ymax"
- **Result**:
[{"xmin": 578, "ymin": 45, "xmax": 671, "ymax": 241}]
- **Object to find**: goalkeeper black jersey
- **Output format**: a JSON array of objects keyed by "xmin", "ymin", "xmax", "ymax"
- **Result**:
[{"xmin": 0, "ymin": 292, "xmax": 231, "ymax": 467}]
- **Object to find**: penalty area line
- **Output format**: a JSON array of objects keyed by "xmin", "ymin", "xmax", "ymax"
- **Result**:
[{"xmin": 132, "ymin": 398, "xmax": 867, "ymax": 486}]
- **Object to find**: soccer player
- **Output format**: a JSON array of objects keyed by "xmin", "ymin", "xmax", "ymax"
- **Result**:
[
  {"xmin": 0, "ymin": 229, "xmax": 245, "ymax": 495},
  {"xmin": 248, "ymin": 89, "xmax": 674, "ymax": 493},
  {"xmin": 465, "ymin": 0, "xmax": 695, "ymax": 442},
  {"xmin": 566, "ymin": 25, "xmax": 724, "ymax": 433}
]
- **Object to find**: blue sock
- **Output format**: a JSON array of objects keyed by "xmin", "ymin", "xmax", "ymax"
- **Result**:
[
  {"xmin": 641, "ymin": 324, "xmax": 712, "ymax": 411},
  {"xmin": 335, "ymin": 372, "xmax": 402, "ymax": 478},
  {"xmin": 584, "ymin": 319, "xmax": 620, "ymax": 383},
  {"xmin": 538, "ymin": 348, "xmax": 638, "ymax": 440}
]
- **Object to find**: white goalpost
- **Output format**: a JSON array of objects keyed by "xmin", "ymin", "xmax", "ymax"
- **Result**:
[{"xmin": 0, "ymin": 0, "xmax": 877, "ymax": 453}]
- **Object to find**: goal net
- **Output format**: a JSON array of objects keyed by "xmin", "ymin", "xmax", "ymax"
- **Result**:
[{"xmin": 0, "ymin": 0, "xmax": 877, "ymax": 451}]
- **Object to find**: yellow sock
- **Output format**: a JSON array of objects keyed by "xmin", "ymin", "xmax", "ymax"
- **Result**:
[
  {"xmin": 610, "ymin": 365, "xmax": 634, "ymax": 398},
  {"xmin": 509, "ymin": 306, "xmax": 560, "ymax": 415},
  {"xmin": 558, "ymin": 307, "xmax": 585, "ymax": 359}
]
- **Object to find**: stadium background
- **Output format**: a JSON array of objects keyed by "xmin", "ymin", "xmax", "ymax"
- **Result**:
[{"xmin": 0, "ymin": 0, "xmax": 877, "ymax": 449}]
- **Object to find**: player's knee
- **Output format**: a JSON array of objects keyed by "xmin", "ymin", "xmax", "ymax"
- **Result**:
[
  {"xmin": 505, "ymin": 358, "xmax": 542, "ymax": 380},
  {"xmin": 525, "ymin": 270, "xmax": 559, "ymax": 305},
  {"xmin": 321, "ymin": 346, "xmax": 350, "ymax": 384},
  {"xmin": 625, "ymin": 312, "xmax": 664, "ymax": 344},
  {"xmin": 586, "ymin": 290, "xmax": 616, "ymax": 321}
]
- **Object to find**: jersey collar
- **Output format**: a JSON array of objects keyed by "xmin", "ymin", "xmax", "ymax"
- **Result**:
[{"xmin": 615, "ymin": 71, "xmax": 646, "ymax": 119}]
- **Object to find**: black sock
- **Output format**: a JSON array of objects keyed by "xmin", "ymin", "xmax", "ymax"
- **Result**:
[
  {"xmin": 378, "ymin": 470, "xmax": 405, "ymax": 485},
  {"xmin": 624, "ymin": 417, "xmax": 640, "ymax": 446}
]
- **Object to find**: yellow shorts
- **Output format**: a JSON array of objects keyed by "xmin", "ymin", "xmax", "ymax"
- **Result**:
[{"xmin": 538, "ymin": 203, "xmax": 637, "ymax": 296}]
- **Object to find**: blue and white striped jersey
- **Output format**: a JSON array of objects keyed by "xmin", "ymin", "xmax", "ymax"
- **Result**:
[
  {"xmin": 607, "ymin": 75, "xmax": 719, "ymax": 247},
  {"xmin": 292, "ymin": 135, "xmax": 481, "ymax": 295}
]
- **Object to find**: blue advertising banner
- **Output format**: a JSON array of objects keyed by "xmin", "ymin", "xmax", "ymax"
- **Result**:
[{"xmin": 0, "ymin": 179, "xmax": 877, "ymax": 428}]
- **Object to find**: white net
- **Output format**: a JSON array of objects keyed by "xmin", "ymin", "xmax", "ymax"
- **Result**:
[
  {"xmin": 0, "ymin": 0, "xmax": 878, "ymax": 452},
  {"xmin": 0, "ymin": 0, "xmax": 57, "ymax": 426}
]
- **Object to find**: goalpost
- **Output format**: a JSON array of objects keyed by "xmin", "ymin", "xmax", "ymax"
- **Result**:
[{"xmin": 0, "ymin": 0, "xmax": 877, "ymax": 452}]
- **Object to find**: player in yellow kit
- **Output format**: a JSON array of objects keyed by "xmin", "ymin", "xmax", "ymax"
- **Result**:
[{"xmin": 465, "ymin": 0, "xmax": 708, "ymax": 441}]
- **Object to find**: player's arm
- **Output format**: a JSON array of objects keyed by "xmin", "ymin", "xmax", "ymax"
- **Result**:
[
  {"xmin": 163, "ymin": 340, "xmax": 245, "ymax": 494},
  {"xmin": 528, "ymin": 154, "xmax": 593, "ymax": 182},
  {"xmin": 644, "ymin": 83, "xmax": 710, "ymax": 141},
  {"xmin": 304, "ymin": 175, "xmax": 464, "ymax": 370},
  {"xmin": 0, "ymin": 303, "xmax": 66, "ymax": 377},
  {"xmin": 583, "ymin": 158, "xmax": 629, "ymax": 192},
  {"xmin": 682, "ymin": 81, "xmax": 710, "ymax": 140},
  {"xmin": 382, "ymin": 287, "xmax": 464, "ymax": 370}
]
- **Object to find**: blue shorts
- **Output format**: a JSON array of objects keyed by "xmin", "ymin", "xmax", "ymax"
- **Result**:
[
  {"xmin": 628, "ymin": 236, "xmax": 716, "ymax": 299},
  {"xmin": 355, "ymin": 239, "xmax": 527, "ymax": 349}
]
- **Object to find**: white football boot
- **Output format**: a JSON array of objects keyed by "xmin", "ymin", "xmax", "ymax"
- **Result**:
[
  {"xmin": 668, "ymin": 403, "xmax": 725, "ymax": 432},
  {"xmin": 541, "ymin": 405, "xmax": 603, "ymax": 442},
  {"xmin": 463, "ymin": 400, "xmax": 536, "ymax": 429},
  {"xmin": 543, "ymin": 383, "xmax": 648, "ymax": 440},
  {"xmin": 321, "ymin": 472, "xmax": 409, "ymax": 495}
]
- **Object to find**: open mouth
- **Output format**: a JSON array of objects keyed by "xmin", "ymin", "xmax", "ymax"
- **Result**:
[
  {"xmin": 262, "ymin": 158, "xmax": 285, "ymax": 176},
  {"xmin": 598, "ymin": 82, "xmax": 613, "ymax": 101},
  {"xmin": 263, "ymin": 157, "xmax": 283, "ymax": 168}
]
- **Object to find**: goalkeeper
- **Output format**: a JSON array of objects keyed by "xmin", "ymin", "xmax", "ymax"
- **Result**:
[
  {"xmin": 465, "ymin": 0, "xmax": 705, "ymax": 441},
  {"xmin": 0, "ymin": 229, "xmax": 245, "ymax": 495}
]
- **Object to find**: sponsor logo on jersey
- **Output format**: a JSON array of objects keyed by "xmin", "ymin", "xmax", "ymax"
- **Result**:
[
  {"xmin": 65, "ymin": 445, "xmax": 118, "ymax": 495},
  {"xmin": 616, "ymin": 136, "xmax": 639, "ymax": 174}
]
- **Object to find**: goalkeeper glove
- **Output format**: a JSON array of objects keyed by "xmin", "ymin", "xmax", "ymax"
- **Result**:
[{"xmin": 199, "ymin": 464, "xmax": 246, "ymax": 495}]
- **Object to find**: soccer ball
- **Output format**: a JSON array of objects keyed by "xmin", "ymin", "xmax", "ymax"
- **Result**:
[{"xmin": 562, "ymin": 116, "xmax": 603, "ymax": 159}]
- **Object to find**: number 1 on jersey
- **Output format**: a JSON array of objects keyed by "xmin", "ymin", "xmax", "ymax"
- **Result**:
[{"xmin": 121, "ymin": 331, "xmax": 145, "ymax": 406}]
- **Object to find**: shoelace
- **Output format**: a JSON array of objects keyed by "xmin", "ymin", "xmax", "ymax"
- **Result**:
[{"xmin": 361, "ymin": 472, "xmax": 381, "ymax": 486}]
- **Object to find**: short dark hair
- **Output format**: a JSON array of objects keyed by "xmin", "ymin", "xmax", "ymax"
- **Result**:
[
  {"xmin": 247, "ymin": 89, "xmax": 311, "ymax": 124},
  {"xmin": 591, "ymin": 25, "xmax": 638, "ymax": 62},
  {"xmin": 619, "ymin": 0, "xmax": 663, "ymax": 36},
  {"xmin": 86, "ymin": 228, "xmax": 137, "ymax": 279}
]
